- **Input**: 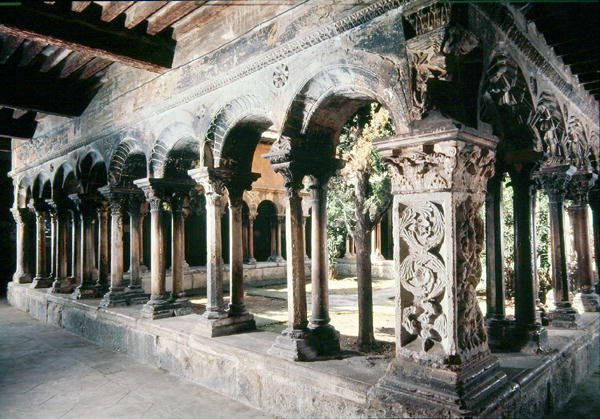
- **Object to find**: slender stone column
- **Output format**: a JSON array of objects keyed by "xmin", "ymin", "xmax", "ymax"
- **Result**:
[
  {"xmin": 96, "ymin": 201, "xmax": 110, "ymax": 293},
  {"xmin": 534, "ymin": 165, "xmax": 580, "ymax": 327},
  {"xmin": 307, "ymin": 172, "xmax": 340, "ymax": 355},
  {"xmin": 170, "ymin": 193, "xmax": 192, "ymax": 315},
  {"xmin": 68, "ymin": 209, "xmax": 81, "ymax": 285},
  {"xmin": 139, "ymin": 205, "xmax": 149, "ymax": 272},
  {"xmin": 590, "ymin": 186, "xmax": 600, "ymax": 293},
  {"xmin": 203, "ymin": 181, "xmax": 227, "ymax": 318},
  {"xmin": 45, "ymin": 207, "xmax": 57, "ymax": 283},
  {"xmin": 30, "ymin": 199, "xmax": 51, "ymax": 288},
  {"xmin": 11, "ymin": 207, "xmax": 32, "ymax": 283},
  {"xmin": 263, "ymin": 136, "xmax": 317, "ymax": 361},
  {"xmin": 268, "ymin": 217, "xmax": 279, "ymax": 262},
  {"xmin": 370, "ymin": 121, "xmax": 507, "ymax": 414},
  {"xmin": 567, "ymin": 172, "xmax": 600, "ymax": 311},
  {"xmin": 371, "ymin": 221, "xmax": 384, "ymax": 260},
  {"xmin": 246, "ymin": 215, "xmax": 257, "ymax": 264},
  {"xmin": 510, "ymin": 164, "xmax": 548, "ymax": 351},
  {"xmin": 303, "ymin": 216, "xmax": 311, "ymax": 261},
  {"xmin": 100, "ymin": 197, "xmax": 128, "ymax": 307},
  {"xmin": 49, "ymin": 202, "xmax": 73, "ymax": 293},
  {"xmin": 134, "ymin": 179, "xmax": 172, "ymax": 319},
  {"xmin": 276, "ymin": 215, "xmax": 285, "ymax": 261},
  {"xmin": 228, "ymin": 193, "xmax": 248, "ymax": 316},
  {"xmin": 70, "ymin": 195, "xmax": 101, "ymax": 299}
]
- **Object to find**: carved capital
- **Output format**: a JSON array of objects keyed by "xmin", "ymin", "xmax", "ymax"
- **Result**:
[
  {"xmin": 566, "ymin": 171, "xmax": 596, "ymax": 206},
  {"xmin": 11, "ymin": 207, "xmax": 29, "ymax": 226},
  {"xmin": 533, "ymin": 164, "xmax": 576, "ymax": 204}
]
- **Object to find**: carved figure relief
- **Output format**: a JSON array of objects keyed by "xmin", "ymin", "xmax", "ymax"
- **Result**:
[
  {"xmin": 529, "ymin": 93, "xmax": 567, "ymax": 166},
  {"xmin": 272, "ymin": 63, "xmax": 289, "ymax": 88},
  {"xmin": 398, "ymin": 201, "xmax": 447, "ymax": 351}
]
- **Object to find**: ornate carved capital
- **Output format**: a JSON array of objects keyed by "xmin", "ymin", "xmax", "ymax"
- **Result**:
[
  {"xmin": 533, "ymin": 164, "xmax": 576, "ymax": 204},
  {"xmin": 566, "ymin": 171, "xmax": 596, "ymax": 206},
  {"xmin": 379, "ymin": 121, "xmax": 497, "ymax": 195}
]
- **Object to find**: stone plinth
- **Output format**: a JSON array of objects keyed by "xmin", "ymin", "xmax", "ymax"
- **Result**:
[{"xmin": 193, "ymin": 313, "xmax": 256, "ymax": 338}]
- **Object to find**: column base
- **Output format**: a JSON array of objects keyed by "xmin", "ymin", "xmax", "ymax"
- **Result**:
[
  {"xmin": 172, "ymin": 298, "xmax": 194, "ymax": 316},
  {"xmin": 13, "ymin": 272, "xmax": 32, "ymax": 284},
  {"xmin": 193, "ymin": 312, "xmax": 256, "ymax": 337},
  {"xmin": 31, "ymin": 276, "xmax": 52, "ymax": 289},
  {"xmin": 573, "ymin": 291, "xmax": 600, "ymax": 312},
  {"xmin": 268, "ymin": 329, "xmax": 318, "ymax": 362},
  {"xmin": 244, "ymin": 257, "xmax": 257, "ymax": 265},
  {"xmin": 268, "ymin": 255, "xmax": 285, "ymax": 263},
  {"xmin": 514, "ymin": 324, "xmax": 550, "ymax": 354},
  {"xmin": 139, "ymin": 264, "xmax": 149, "ymax": 273},
  {"xmin": 71, "ymin": 283, "xmax": 102, "ymax": 299},
  {"xmin": 99, "ymin": 288, "xmax": 129, "ymax": 308},
  {"xmin": 140, "ymin": 296, "xmax": 174, "ymax": 320},
  {"xmin": 548, "ymin": 305, "xmax": 581, "ymax": 329},
  {"xmin": 486, "ymin": 317, "xmax": 515, "ymax": 352},
  {"xmin": 49, "ymin": 277, "xmax": 77, "ymax": 294},
  {"xmin": 308, "ymin": 323, "xmax": 340, "ymax": 356},
  {"xmin": 368, "ymin": 352, "xmax": 508, "ymax": 417},
  {"xmin": 123, "ymin": 287, "xmax": 149, "ymax": 305}
]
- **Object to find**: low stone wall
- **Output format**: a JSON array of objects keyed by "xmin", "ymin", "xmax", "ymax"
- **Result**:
[
  {"xmin": 335, "ymin": 258, "xmax": 394, "ymax": 279},
  {"xmin": 139, "ymin": 261, "xmax": 303, "ymax": 294},
  {"xmin": 7, "ymin": 282, "xmax": 600, "ymax": 418}
]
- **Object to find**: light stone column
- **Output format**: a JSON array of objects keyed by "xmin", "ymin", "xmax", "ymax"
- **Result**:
[
  {"xmin": 49, "ymin": 202, "xmax": 72, "ymax": 294},
  {"xmin": 303, "ymin": 215, "xmax": 311, "ymax": 261},
  {"xmin": 139, "ymin": 204, "xmax": 149, "ymax": 272},
  {"xmin": 170, "ymin": 193, "xmax": 192, "ymax": 315},
  {"xmin": 228, "ymin": 193, "xmax": 247, "ymax": 316},
  {"xmin": 567, "ymin": 172, "xmax": 600, "ymax": 311},
  {"xmin": 100, "ymin": 196, "xmax": 128, "ymax": 307},
  {"xmin": 246, "ymin": 214, "xmax": 257, "ymax": 264},
  {"xmin": 11, "ymin": 207, "xmax": 32, "ymax": 283},
  {"xmin": 134, "ymin": 179, "xmax": 172, "ymax": 319},
  {"xmin": 68, "ymin": 209, "xmax": 81, "ymax": 285},
  {"xmin": 70, "ymin": 194, "xmax": 101, "ymax": 299},
  {"xmin": 46, "ymin": 207, "xmax": 57, "ymax": 283},
  {"xmin": 30, "ymin": 199, "xmax": 50, "ymax": 288},
  {"xmin": 125, "ymin": 196, "xmax": 147, "ymax": 304},
  {"xmin": 263, "ymin": 136, "xmax": 317, "ymax": 361},
  {"xmin": 96, "ymin": 201, "xmax": 110, "ymax": 294},
  {"xmin": 370, "ymin": 122, "xmax": 508, "ymax": 413},
  {"xmin": 307, "ymin": 172, "xmax": 340, "ymax": 355},
  {"xmin": 534, "ymin": 165, "xmax": 580, "ymax": 327}
]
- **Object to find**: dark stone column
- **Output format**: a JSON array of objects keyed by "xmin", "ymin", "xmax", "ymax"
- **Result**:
[
  {"xmin": 100, "ymin": 196, "xmax": 128, "ymax": 307},
  {"xmin": 534, "ymin": 165, "xmax": 580, "ymax": 328},
  {"xmin": 70, "ymin": 194, "xmax": 102, "ymax": 299},
  {"xmin": 264, "ymin": 136, "xmax": 317, "ymax": 361},
  {"xmin": 510, "ymin": 164, "xmax": 548, "ymax": 351},
  {"xmin": 49, "ymin": 201, "xmax": 73, "ymax": 294},
  {"xmin": 139, "ymin": 205, "xmax": 149, "ymax": 272},
  {"xmin": 11, "ymin": 207, "xmax": 32, "ymax": 284},
  {"xmin": 307, "ymin": 171, "xmax": 340, "ymax": 355},
  {"xmin": 96, "ymin": 201, "xmax": 110, "ymax": 294},
  {"xmin": 30, "ymin": 199, "xmax": 50, "ymax": 288},
  {"xmin": 246, "ymin": 215, "xmax": 257, "ymax": 264},
  {"xmin": 567, "ymin": 172, "xmax": 599, "ymax": 311},
  {"xmin": 47, "ymin": 208, "xmax": 57, "ymax": 283},
  {"xmin": 67, "ymin": 209, "xmax": 81, "ymax": 286},
  {"xmin": 590, "ymin": 186, "xmax": 600, "ymax": 294},
  {"xmin": 170, "ymin": 193, "xmax": 192, "ymax": 315}
]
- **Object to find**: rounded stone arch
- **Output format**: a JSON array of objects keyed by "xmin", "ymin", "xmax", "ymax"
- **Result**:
[
  {"xmin": 15, "ymin": 175, "xmax": 32, "ymax": 208},
  {"xmin": 150, "ymin": 121, "xmax": 199, "ymax": 179},
  {"xmin": 52, "ymin": 162, "xmax": 79, "ymax": 199},
  {"xmin": 281, "ymin": 64, "xmax": 409, "ymax": 151},
  {"xmin": 478, "ymin": 51, "xmax": 535, "ymax": 153},
  {"xmin": 32, "ymin": 170, "xmax": 52, "ymax": 200},
  {"xmin": 528, "ymin": 92, "xmax": 567, "ymax": 165},
  {"xmin": 108, "ymin": 137, "xmax": 148, "ymax": 186},
  {"xmin": 76, "ymin": 149, "xmax": 107, "ymax": 194},
  {"xmin": 205, "ymin": 95, "xmax": 274, "ymax": 170}
]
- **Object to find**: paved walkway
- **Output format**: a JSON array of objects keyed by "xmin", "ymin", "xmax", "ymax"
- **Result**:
[{"xmin": 0, "ymin": 301, "xmax": 271, "ymax": 419}]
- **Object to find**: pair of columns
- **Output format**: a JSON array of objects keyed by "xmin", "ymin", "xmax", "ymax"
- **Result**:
[
  {"xmin": 268, "ymin": 215, "xmax": 285, "ymax": 262},
  {"xmin": 264, "ymin": 138, "xmax": 340, "ymax": 361}
]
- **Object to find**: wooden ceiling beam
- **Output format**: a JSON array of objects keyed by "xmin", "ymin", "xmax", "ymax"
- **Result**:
[{"xmin": 0, "ymin": 1, "xmax": 175, "ymax": 73}]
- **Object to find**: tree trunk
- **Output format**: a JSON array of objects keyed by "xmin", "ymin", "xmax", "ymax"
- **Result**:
[{"xmin": 354, "ymin": 171, "xmax": 375, "ymax": 351}]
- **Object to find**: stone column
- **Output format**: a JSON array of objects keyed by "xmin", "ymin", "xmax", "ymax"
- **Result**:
[
  {"xmin": 246, "ymin": 215, "xmax": 257, "ymax": 264},
  {"xmin": 125, "ymin": 195, "xmax": 147, "ymax": 303},
  {"xmin": 45, "ymin": 207, "xmax": 57, "ymax": 284},
  {"xmin": 70, "ymin": 195, "xmax": 101, "ymax": 299},
  {"xmin": 170, "ymin": 193, "xmax": 192, "ymax": 315},
  {"xmin": 228, "ymin": 192, "xmax": 248, "ymax": 316},
  {"xmin": 567, "ymin": 172, "xmax": 599, "ymax": 311},
  {"xmin": 534, "ymin": 165, "xmax": 580, "ymax": 328},
  {"xmin": 263, "ymin": 137, "xmax": 317, "ymax": 361},
  {"xmin": 68, "ymin": 209, "xmax": 81, "ymax": 285},
  {"xmin": 370, "ymin": 122, "xmax": 507, "ymax": 414},
  {"xmin": 307, "ymin": 172, "xmax": 340, "ymax": 355},
  {"xmin": 510, "ymin": 164, "xmax": 548, "ymax": 351},
  {"xmin": 96, "ymin": 201, "xmax": 110, "ymax": 294},
  {"xmin": 371, "ymin": 221, "xmax": 384, "ymax": 261},
  {"xmin": 11, "ymin": 207, "xmax": 32, "ymax": 283},
  {"xmin": 49, "ymin": 202, "xmax": 73, "ymax": 294},
  {"xmin": 100, "ymin": 196, "xmax": 128, "ymax": 307},
  {"xmin": 590, "ymin": 186, "xmax": 600, "ymax": 292},
  {"xmin": 303, "ymin": 215, "xmax": 311, "ymax": 261},
  {"xmin": 139, "ymin": 204, "xmax": 149, "ymax": 272},
  {"xmin": 484, "ymin": 173, "xmax": 510, "ymax": 348},
  {"xmin": 276, "ymin": 215, "xmax": 285, "ymax": 262},
  {"xmin": 30, "ymin": 200, "xmax": 51, "ymax": 288},
  {"xmin": 134, "ymin": 179, "xmax": 172, "ymax": 319}
]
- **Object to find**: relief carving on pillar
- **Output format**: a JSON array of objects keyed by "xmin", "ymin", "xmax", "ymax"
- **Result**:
[{"xmin": 398, "ymin": 201, "xmax": 448, "ymax": 352}]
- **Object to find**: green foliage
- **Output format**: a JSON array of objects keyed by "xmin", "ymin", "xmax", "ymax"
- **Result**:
[{"xmin": 326, "ymin": 103, "xmax": 394, "ymax": 275}]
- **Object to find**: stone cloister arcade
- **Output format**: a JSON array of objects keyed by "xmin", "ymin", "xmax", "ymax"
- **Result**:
[{"xmin": 4, "ymin": 1, "xmax": 599, "ymax": 417}]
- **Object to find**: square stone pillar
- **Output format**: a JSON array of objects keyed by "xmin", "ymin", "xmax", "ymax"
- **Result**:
[{"xmin": 370, "ymin": 120, "xmax": 508, "ymax": 416}]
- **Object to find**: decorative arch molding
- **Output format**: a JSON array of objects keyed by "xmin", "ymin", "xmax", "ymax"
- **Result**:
[
  {"xmin": 52, "ymin": 162, "xmax": 78, "ymax": 198},
  {"xmin": 150, "ymin": 120, "xmax": 199, "ymax": 179},
  {"xmin": 529, "ymin": 92, "xmax": 567, "ymax": 166},
  {"xmin": 32, "ymin": 171, "xmax": 52, "ymax": 199},
  {"xmin": 149, "ymin": 140, "xmax": 168, "ymax": 179},
  {"xmin": 281, "ymin": 64, "xmax": 409, "ymax": 145},
  {"xmin": 205, "ymin": 94, "xmax": 273, "ymax": 168},
  {"xmin": 108, "ymin": 137, "xmax": 148, "ymax": 186}
]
